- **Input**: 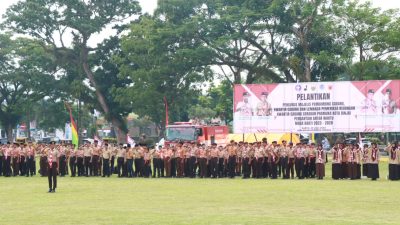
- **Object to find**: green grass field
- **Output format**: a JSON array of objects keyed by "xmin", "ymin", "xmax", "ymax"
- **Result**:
[{"xmin": 1, "ymin": 159, "xmax": 400, "ymax": 225}]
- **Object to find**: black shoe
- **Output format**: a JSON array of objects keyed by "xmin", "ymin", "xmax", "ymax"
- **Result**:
[
  {"xmin": 48, "ymin": 189, "xmax": 52, "ymax": 193},
  {"xmin": 52, "ymin": 189, "xmax": 56, "ymax": 193}
]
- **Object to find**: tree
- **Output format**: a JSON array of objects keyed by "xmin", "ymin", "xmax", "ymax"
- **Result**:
[
  {"xmin": 116, "ymin": 15, "xmax": 212, "ymax": 135},
  {"xmin": 0, "ymin": 34, "xmax": 57, "ymax": 142},
  {"xmin": 334, "ymin": 0, "xmax": 400, "ymax": 80},
  {"xmin": 4, "ymin": 0, "xmax": 141, "ymax": 143}
]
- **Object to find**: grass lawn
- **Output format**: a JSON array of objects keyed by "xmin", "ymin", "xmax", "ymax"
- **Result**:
[{"xmin": 1, "ymin": 159, "xmax": 400, "ymax": 225}]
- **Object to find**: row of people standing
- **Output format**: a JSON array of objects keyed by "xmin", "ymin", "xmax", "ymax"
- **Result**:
[{"xmin": 1, "ymin": 141, "xmax": 399, "ymax": 181}]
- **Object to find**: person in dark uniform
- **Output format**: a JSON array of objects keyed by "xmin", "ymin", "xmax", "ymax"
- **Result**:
[{"xmin": 47, "ymin": 142, "xmax": 59, "ymax": 193}]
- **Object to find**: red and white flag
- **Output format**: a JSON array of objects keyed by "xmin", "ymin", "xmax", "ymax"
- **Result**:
[
  {"xmin": 94, "ymin": 135, "xmax": 103, "ymax": 147},
  {"xmin": 127, "ymin": 135, "xmax": 136, "ymax": 147},
  {"xmin": 358, "ymin": 133, "xmax": 363, "ymax": 150}
]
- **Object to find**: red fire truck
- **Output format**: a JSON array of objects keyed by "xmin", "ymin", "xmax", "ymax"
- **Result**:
[{"xmin": 165, "ymin": 122, "xmax": 229, "ymax": 146}]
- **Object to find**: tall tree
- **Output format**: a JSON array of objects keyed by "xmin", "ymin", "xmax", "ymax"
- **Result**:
[
  {"xmin": 0, "ymin": 34, "xmax": 57, "ymax": 141},
  {"xmin": 4, "ymin": 0, "xmax": 141, "ymax": 143},
  {"xmin": 116, "ymin": 15, "xmax": 211, "ymax": 134}
]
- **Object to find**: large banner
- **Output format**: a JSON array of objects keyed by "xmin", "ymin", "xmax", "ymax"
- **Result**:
[{"xmin": 233, "ymin": 80, "xmax": 400, "ymax": 133}]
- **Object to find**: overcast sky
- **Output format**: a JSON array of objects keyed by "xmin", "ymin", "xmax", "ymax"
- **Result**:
[{"xmin": 1, "ymin": 0, "xmax": 400, "ymax": 20}]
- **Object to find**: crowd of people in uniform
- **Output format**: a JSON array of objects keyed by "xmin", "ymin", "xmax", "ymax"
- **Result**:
[{"xmin": 0, "ymin": 139, "xmax": 399, "ymax": 186}]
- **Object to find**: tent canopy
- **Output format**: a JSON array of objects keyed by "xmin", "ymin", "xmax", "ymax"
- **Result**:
[{"xmin": 226, "ymin": 133, "xmax": 300, "ymax": 144}]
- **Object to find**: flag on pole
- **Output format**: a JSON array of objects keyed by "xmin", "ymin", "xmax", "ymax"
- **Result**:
[
  {"xmin": 94, "ymin": 135, "xmax": 103, "ymax": 147},
  {"xmin": 127, "ymin": 134, "xmax": 136, "ymax": 147},
  {"xmin": 65, "ymin": 102, "xmax": 79, "ymax": 149}
]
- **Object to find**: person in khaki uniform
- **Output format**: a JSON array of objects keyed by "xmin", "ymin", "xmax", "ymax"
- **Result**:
[
  {"xmin": 101, "ymin": 144, "xmax": 111, "ymax": 177},
  {"xmin": 175, "ymin": 142, "xmax": 184, "ymax": 178},
  {"xmin": 341, "ymin": 144, "xmax": 350, "ymax": 179},
  {"xmin": 126, "ymin": 145, "xmax": 134, "ymax": 177},
  {"xmin": 209, "ymin": 143, "xmax": 218, "ymax": 178},
  {"xmin": 315, "ymin": 144, "xmax": 326, "ymax": 180},
  {"xmin": 235, "ymin": 142, "xmax": 242, "ymax": 176},
  {"xmin": 279, "ymin": 141, "xmax": 289, "ymax": 179},
  {"xmin": 386, "ymin": 142, "xmax": 399, "ymax": 181},
  {"xmin": 217, "ymin": 145, "xmax": 225, "ymax": 178},
  {"xmin": 227, "ymin": 141, "xmax": 237, "ymax": 178},
  {"xmin": 241, "ymin": 144, "xmax": 250, "ymax": 179},
  {"xmin": 331, "ymin": 144, "xmax": 342, "ymax": 180},
  {"xmin": 347, "ymin": 144, "xmax": 358, "ymax": 180},
  {"xmin": 368, "ymin": 143, "xmax": 380, "ymax": 181},
  {"xmin": 287, "ymin": 143, "xmax": 295, "ymax": 179},
  {"xmin": 152, "ymin": 147, "xmax": 162, "ymax": 178},
  {"xmin": 362, "ymin": 144, "xmax": 370, "ymax": 178}
]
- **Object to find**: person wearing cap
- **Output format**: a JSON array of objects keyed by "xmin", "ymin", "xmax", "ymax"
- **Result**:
[
  {"xmin": 315, "ymin": 144, "xmax": 326, "ymax": 180},
  {"xmin": 76, "ymin": 146, "xmax": 84, "ymax": 176},
  {"xmin": 91, "ymin": 141, "xmax": 101, "ymax": 176},
  {"xmin": 116, "ymin": 145, "xmax": 126, "ymax": 177},
  {"xmin": 47, "ymin": 142, "xmax": 59, "ymax": 193},
  {"xmin": 236, "ymin": 142, "xmax": 242, "ymax": 177},
  {"xmin": 287, "ymin": 142, "xmax": 295, "ymax": 179},
  {"xmin": 3, "ymin": 144, "xmax": 12, "ymax": 177},
  {"xmin": 11, "ymin": 143, "xmax": 21, "ymax": 176},
  {"xmin": 217, "ymin": 145, "xmax": 225, "ymax": 178},
  {"xmin": 209, "ymin": 143, "xmax": 218, "ymax": 178},
  {"xmin": 382, "ymin": 89, "xmax": 398, "ymax": 114},
  {"xmin": 152, "ymin": 146, "xmax": 162, "ymax": 178},
  {"xmin": 227, "ymin": 141, "xmax": 237, "ymax": 178},
  {"xmin": 368, "ymin": 143, "xmax": 380, "ymax": 180},
  {"xmin": 236, "ymin": 92, "xmax": 253, "ymax": 116},
  {"xmin": 175, "ymin": 142, "xmax": 184, "ymax": 178},
  {"xmin": 19, "ymin": 144, "xmax": 27, "ymax": 176},
  {"xmin": 279, "ymin": 140, "xmax": 289, "ymax": 179},
  {"xmin": 361, "ymin": 89, "xmax": 377, "ymax": 114},
  {"xmin": 143, "ymin": 146, "xmax": 151, "ymax": 178},
  {"xmin": 256, "ymin": 92, "xmax": 272, "ymax": 116},
  {"xmin": 241, "ymin": 143, "xmax": 250, "ymax": 179},
  {"xmin": 253, "ymin": 142, "xmax": 263, "ymax": 178},
  {"xmin": 307, "ymin": 143, "xmax": 316, "ymax": 178},
  {"xmin": 126, "ymin": 144, "xmax": 134, "ymax": 178},
  {"xmin": 294, "ymin": 143, "xmax": 306, "ymax": 179},
  {"xmin": 83, "ymin": 144, "xmax": 92, "ymax": 177},
  {"xmin": 101, "ymin": 143, "xmax": 111, "ymax": 177},
  {"xmin": 68, "ymin": 145, "xmax": 77, "ymax": 177},
  {"xmin": 268, "ymin": 141, "xmax": 279, "ymax": 179},
  {"xmin": 261, "ymin": 141, "xmax": 269, "ymax": 178},
  {"xmin": 26, "ymin": 143, "xmax": 35, "ymax": 177},
  {"xmin": 385, "ymin": 142, "xmax": 399, "ymax": 180}
]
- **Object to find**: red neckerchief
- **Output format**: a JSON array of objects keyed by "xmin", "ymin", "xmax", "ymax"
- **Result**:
[
  {"xmin": 372, "ymin": 148, "xmax": 377, "ymax": 161},
  {"xmin": 318, "ymin": 149, "xmax": 323, "ymax": 160},
  {"xmin": 49, "ymin": 150, "xmax": 53, "ymax": 168},
  {"xmin": 391, "ymin": 146, "xmax": 397, "ymax": 160},
  {"xmin": 333, "ymin": 148, "xmax": 338, "ymax": 160}
]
